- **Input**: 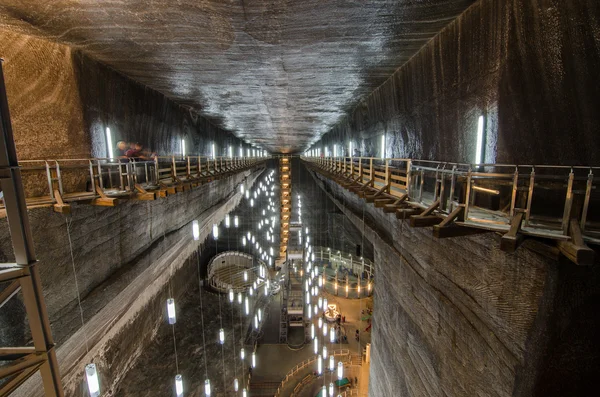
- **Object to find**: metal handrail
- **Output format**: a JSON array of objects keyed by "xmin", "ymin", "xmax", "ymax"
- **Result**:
[
  {"xmin": 303, "ymin": 156, "xmax": 599, "ymax": 244},
  {"xmin": 275, "ymin": 349, "xmax": 351, "ymax": 397},
  {"xmin": 1, "ymin": 155, "xmax": 268, "ymax": 209}
]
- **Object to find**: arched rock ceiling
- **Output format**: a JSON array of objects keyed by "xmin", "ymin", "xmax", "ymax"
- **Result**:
[{"xmin": 0, "ymin": 0, "xmax": 475, "ymax": 153}]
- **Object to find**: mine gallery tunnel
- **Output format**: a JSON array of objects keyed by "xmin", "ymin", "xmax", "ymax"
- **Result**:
[{"xmin": 0, "ymin": 1, "xmax": 599, "ymax": 396}]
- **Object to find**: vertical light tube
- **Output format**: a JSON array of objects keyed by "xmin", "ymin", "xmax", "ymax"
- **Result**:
[
  {"xmin": 333, "ymin": 144, "xmax": 337, "ymax": 158},
  {"xmin": 381, "ymin": 133, "xmax": 386, "ymax": 159},
  {"xmin": 348, "ymin": 141, "xmax": 352, "ymax": 157},
  {"xmin": 212, "ymin": 224, "xmax": 218, "ymax": 240},
  {"xmin": 317, "ymin": 354, "xmax": 322, "ymax": 375},
  {"xmin": 251, "ymin": 352, "xmax": 256, "ymax": 368},
  {"xmin": 174, "ymin": 374, "xmax": 183, "ymax": 397},
  {"xmin": 234, "ymin": 378, "xmax": 239, "ymax": 392},
  {"xmin": 229, "ymin": 289, "xmax": 234, "ymax": 302},
  {"xmin": 239, "ymin": 146, "xmax": 243, "ymax": 157},
  {"xmin": 219, "ymin": 328, "xmax": 225, "ymax": 344},
  {"xmin": 329, "ymin": 355, "xmax": 335, "ymax": 371},
  {"xmin": 314, "ymin": 337, "xmax": 319, "ymax": 354},
  {"xmin": 330, "ymin": 326, "xmax": 335, "ymax": 343},
  {"xmin": 192, "ymin": 220, "xmax": 200, "ymax": 241},
  {"xmin": 167, "ymin": 298, "xmax": 176, "ymax": 324},
  {"xmin": 225, "ymin": 214, "xmax": 230, "ymax": 228},
  {"xmin": 212, "ymin": 143, "xmax": 216, "ymax": 159},
  {"xmin": 476, "ymin": 115, "xmax": 485, "ymax": 164},
  {"xmin": 204, "ymin": 379, "xmax": 211, "ymax": 396},
  {"xmin": 244, "ymin": 296, "xmax": 249, "ymax": 315},
  {"xmin": 337, "ymin": 361, "xmax": 343, "ymax": 379},
  {"xmin": 240, "ymin": 348, "xmax": 245, "ymax": 360},
  {"xmin": 234, "ymin": 215, "xmax": 239, "ymax": 227},
  {"xmin": 329, "ymin": 382, "xmax": 334, "ymax": 397},
  {"xmin": 181, "ymin": 139, "xmax": 186, "ymax": 157},
  {"xmin": 105, "ymin": 127, "xmax": 114, "ymax": 160},
  {"xmin": 228, "ymin": 145, "xmax": 233, "ymax": 158},
  {"xmin": 85, "ymin": 363, "xmax": 100, "ymax": 397}
]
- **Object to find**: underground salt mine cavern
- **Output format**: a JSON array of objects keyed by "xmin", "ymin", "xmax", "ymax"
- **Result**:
[{"xmin": 0, "ymin": 1, "xmax": 599, "ymax": 396}]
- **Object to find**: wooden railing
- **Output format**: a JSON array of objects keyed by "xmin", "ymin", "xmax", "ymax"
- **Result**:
[
  {"xmin": 303, "ymin": 156, "xmax": 599, "ymax": 265},
  {"xmin": 0, "ymin": 155, "xmax": 268, "ymax": 213}
]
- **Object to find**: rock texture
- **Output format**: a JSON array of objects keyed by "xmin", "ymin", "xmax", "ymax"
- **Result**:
[
  {"xmin": 0, "ymin": 29, "xmax": 248, "ymax": 160},
  {"xmin": 308, "ymin": 164, "xmax": 600, "ymax": 397},
  {"xmin": 0, "ymin": 166, "xmax": 264, "ymax": 396},
  {"xmin": 0, "ymin": 0, "xmax": 476, "ymax": 153},
  {"xmin": 312, "ymin": 0, "xmax": 600, "ymax": 165}
]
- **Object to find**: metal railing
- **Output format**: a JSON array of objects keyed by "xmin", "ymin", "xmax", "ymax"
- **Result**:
[
  {"xmin": 1, "ymin": 155, "xmax": 267, "ymax": 210},
  {"xmin": 303, "ymin": 156, "xmax": 600, "ymax": 245}
]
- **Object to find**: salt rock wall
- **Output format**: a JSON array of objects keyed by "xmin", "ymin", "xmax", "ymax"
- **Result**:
[
  {"xmin": 312, "ymin": 0, "xmax": 600, "ymax": 166},
  {"xmin": 0, "ymin": 29, "xmax": 247, "ymax": 161},
  {"xmin": 309, "ymin": 167, "xmax": 600, "ymax": 397}
]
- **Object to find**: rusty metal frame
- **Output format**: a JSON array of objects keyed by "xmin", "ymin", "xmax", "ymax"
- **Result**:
[{"xmin": 0, "ymin": 60, "xmax": 64, "ymax": 396}]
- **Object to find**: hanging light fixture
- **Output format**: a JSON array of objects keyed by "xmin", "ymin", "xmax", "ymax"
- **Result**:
[
  {"xmin": 212, "ymin": 224, "xmax": 219, "ymax": 240},
  {"xmin": 234, "ymin": 215, "xmax": 239, "ymax": 228},
  {"xmin": 244, "ymin": 270, "xmax": 248, "ymax": 282},
  {"xmin": 234, "ymin": 378, "xmax": 239, "ymax": 392},
  {"xmin": 258, "ymin": 308, "xmax": 262, "ymax": 322},
  {"xmin": 323, "ymin": 325, "xmax": 328, "ymax": 337},
  {"xmin": 318, "ymin": 317, "xmax": 323, "ymax": 329},
  {"xmin": 219, "ymin": 328, "xmax": 225, "ymax": 344},
  {"xmin": 241, "ymin": 347, "xmax": 245, "ymax": 360},
  {"xmin": 250, "ymin": 198, "xmax": 254, "ymax": 207},
  {"xmin": 252, "ymin": 352, "xmax": 256, "ymax": 368},
  {"xmin": 237, "ymin": 292, "xmax": 242, "ymax": 305},
  {"xmin": 254, "ymin": 314, "xmax": 259, "ymax": 329},
  {"xmin": 264, "ymin": 284, "xmax": 268, "ymax": 296},
  {"xmin": 307, "ymin": 304, "xmax": 312, "ymax": 319},
  {"xmin": 329, "ymin": 356, "xmax": 335, "ymax": 371},
  {"xmin": 85, "ymin": 363, "xmax": 100, "ymax": 397},
  {"xmin": 229, "ymin": 289, "xmax": 234, "ymax": 302},
  {"xmin": 245, "ymin": 190, "xmax": 250, "ymax": 199},
  {"xmin": 313, "ymin": 337, "xmax": 319, "ymax": 354},
  {"xmin": 245, "ymin": 297, "xmax": 249, "ymax": 315},
  {"xmin": 167, "ymin": 298, "xmax": 176, "ymax": 324},
  {"xmin": 317, "ymin": 354, "xmax": 323, "ymax": 375},
  {"xmin": 311, "ymin": 323, "xmax": 315, "ymax": 339},
  {"xmin": 225, "ymin": 214, "xmax": 230, "ymax": 228},
  {"xmin": 329, "ymin": 382, "xmax": 334, "ymax": 397},
  {"xmin": 192, "ymin": 220, "xmax": 200, "ymax": 241},
  {"xmin": 337, "ymin": 361, "xmax": 343, "ymax": 379},
  {"xmin": 243, "ymin": 389, "xmax": 247, "ymax": 397},
  {"xmin": 323, "ymin": 345, "xmax": 328, "ymax": 359},
  {"xmin": 323, "ymin": 298, "xmax": 328, "ymax": 310},
  {"xmin": 330, "ymin": 326, "xmax": 335, "ymax": 343},
  {"xmin": 318, "ymin": 297, "xmax": 323, "ymax": 309},
  {"xmin": 204, "ymin": 379, "xmax": 211, "ymax": 396}
]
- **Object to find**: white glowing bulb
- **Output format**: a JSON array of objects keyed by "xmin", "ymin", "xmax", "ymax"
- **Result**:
[
  {"xmin": 252, "ymin": 352, "xmax": 256, "ymax": 368},
  {"xmin": 317, "ymin": 354, "xmax": 323, "ymax": 374},
  {"xmin": 476, "ymin": 115, "xmax": 485, "ymax": 164},
  {"xmin": 323, "ymin": 298, "xmax": 328, "ymax": 309},
  {"xmin": 219, "ymin": 328, "xmax": 225, "ymax": 344},
  {"xmin": 85, "ymin": 363, "xmax": 100, "ymax": 397},
  {"xmin": 318, "ymin": 297, "xmax": 323, "ymax": 309},
  {"xmin": 311, "ymin": 323, "xmax": 315, "ymax": 339},
  {"xmin": 337, "ymin": 361, "xmax": 343, "ymax": 379},
  {"xmin": 244, "ymin": 271, "xmax": 248, "ymax": 281},
  {"xmin": 204, "ymin": 379, "xmax": 211, "ymax": 396},
  {"xmin": 192, "ymin": 220, "xmax": 200, "ymax": 241},
  {"xmin": 212, "ymin": 224, "xmax": 218, "ymax": 240},
  {"xmin": 241, "ymin": 347, "xmax": 245, "ymax": 360},
  {"xmin": 314, "ymin": 337, "xmax": 319, "ymax": 354},
  {"xmin": 323, "ymin": 345, "xmax": 328, "ymax": 359},
  {"xmin": 323, "ymin": 325, "xmax": 328, "ymax": 337},
  {"xmin": 167, "ymin": 298, "xmax": 176, "ymax": 324},
  {"xmin": 330, "ymin": 327, "xmax": 335, "ymax": 343},
  {"xmin": 245, "ymin": 190, "xmax": 250, "ymax": 199},
  {"xmin": 258, "ymin": 308, "xmax": 262, "ymax": 322},
  {"xmin": 329, "ymin": 355, "xmax": 335, "ymax": 371},
  {"xmin": 240, "ymin": 184, "xmax": 245, "ymax": 194},
  {"xmin": 243, "ymin": 388, "xmax": 247, "ymax": 397},
  {"xmin": 254, "ymin": 314, "xmax": 259, "ymax": 329},
  {"xmin": 225, "ymin": 214, "xmax": 230, "ymax": 228},
  {"xmin": 247, "ymin": 231, "xmax": 251, "ymax": 240},
  {"xmin": 329, "ymin": 382, "xmax": 334, "ymax": 397},
  {"xmin": 249, "ymin": 287, "xmax": 253, "ymax": 296},
  {"xmin": 264, "ymin": 285, "xmax": 268, "ymax": 296},
  {"xmin": 229, "ymin": 289, "xmax": 234, "ymax": 302},
  {"xmin": 234, "ymin": 215, "xmax": 239, "ymax": 227},
  {"xmin": 237, "ymin": 292, "xmax": 242, "ymax": 305},
  {"xmin": 234, "ymin": 378, "xmax": 239, "ymax": 392},
  {"xmin": 245, "ymin": 297, "xmax": 249, "ymax": 315},
  {"xmin": 242, "ymin": 236, "xmax": 246, "ymax": 246},
  {"xmin": 318, "ymin": 317, "xmax": 323, "ymax": 329}
]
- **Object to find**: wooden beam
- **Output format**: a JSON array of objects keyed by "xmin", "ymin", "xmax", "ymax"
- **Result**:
[
  {"xmin": 366, "ymin": 183, "xmax": 390, "ymax": 202},
  {"xmin": 382, "ymin": 194, "xmax": 409, "ymax": 213},
  {"xmin": 421, "ymin": 199, "xmax": 441, "ymax": 216},
  {"xmin": 500, "ymin": 212, "xmax": 525, "ymax": 252},
  {"xmin": 557, "ymin": 219, "xmax": 595, "ymax": 266},
  {"xmin": 134, "ymin": 184, "xmax": 156, "ymax": 200},
  {"xmin": 432, "ymin": 206, "xmax": 467, "ymax": 238},
  {"xmin": 374, "ymin": 198, "xmax": 394, "ymax": 208},
  {"xmin": 52, "ymin": 190, "xmax": 70, "ymax": 214},
  {"xmin": 409, "ymin": 215, "xmax": 442, "ymax": 227},
  {"xmin": 91, "ymin": 186, "xmax": 118, "ymax": 207},
  {"xmin": 396, "ymin": 208, "xmax": 421, "ymax": 219}
]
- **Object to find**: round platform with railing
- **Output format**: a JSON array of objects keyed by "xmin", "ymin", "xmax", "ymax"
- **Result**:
[{"xmin": 207, "ymin": 251, "xmax": 267, "ymax": 293}]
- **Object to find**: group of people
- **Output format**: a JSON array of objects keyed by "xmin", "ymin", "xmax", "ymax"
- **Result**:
[{"xmin": 115, "ymin": 141, "xmax": 156, "ymax": 159}]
